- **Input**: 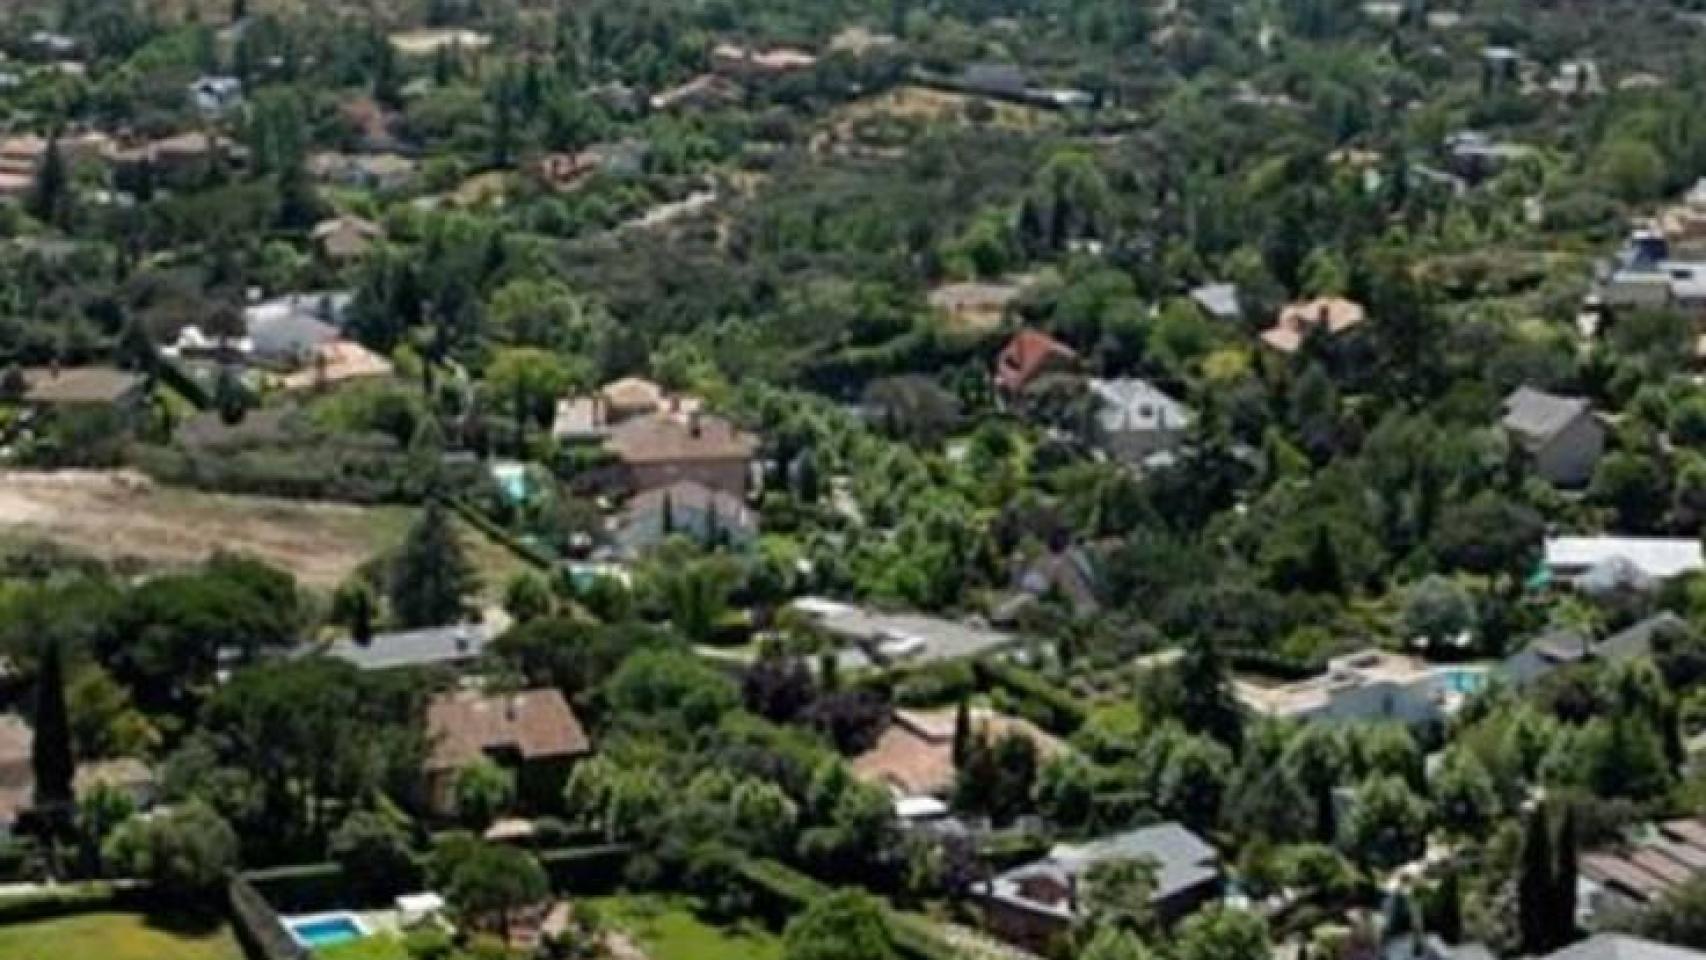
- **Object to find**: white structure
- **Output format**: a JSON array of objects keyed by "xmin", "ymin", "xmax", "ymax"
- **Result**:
[{"xmin": 1545, "ymin": 536, "xmax": 1706, "ymax": 581}]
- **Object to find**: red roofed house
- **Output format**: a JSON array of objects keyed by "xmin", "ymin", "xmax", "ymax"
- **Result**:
[
  {"xmin": 604, "ymin": 410, "xmax": 758, "ymax": 497},
  {"xmin": 425, "ymin": 689, "xmax": 592, "ymax": 817},
  {"xmin": 994, "ymin": 329, "xmax": 1079, "ymax": 397},
  {"xmin": 852, "ymin": 707, "xmax": 1065, "ymax": 807},
  {"xmin": 1260, "ymin": 297, "xmax": 1366, "ymax": 354}
]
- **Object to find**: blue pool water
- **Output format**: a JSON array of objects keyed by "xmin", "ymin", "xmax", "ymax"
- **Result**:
[
  {"xmin": 290, "ymin": 916, "xmax": 365, "ymax": 949},
  {"xmin": 1438, "ymin": 668, "xmax": 1489, "ymax": 695}
]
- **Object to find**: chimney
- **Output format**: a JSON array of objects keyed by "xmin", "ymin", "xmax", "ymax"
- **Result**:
[
  {"xmin": 670, "ymin": 394, "xmax": 681, "ymax": 414},
  {"xmin": 454, "ymin": 627, "xmax": 471, "ymax": 653},
  {"xmin": 689, "ymin": 411, "xmax": 703, "ymax": 438},
  {"xmin": 1317, "ymin": 303, "xmax": 1330, "ymax": 327},
  {"xmin": 506, "ymin": 694, "xmax": 522, "ymax": 722}
]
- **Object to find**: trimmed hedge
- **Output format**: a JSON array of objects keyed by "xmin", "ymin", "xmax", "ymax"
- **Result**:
[
  {"xmin": 973, "ymin": 660, "xmax": 1087, "ymax": 734},
  {"xmin": 734, "ymin": 859, "xmax": 966, "ymax": 960},
  {"xmin": 538, "ymin": 843, "xmax": 631, "ymax": 894},
  {"xmin": 0, "ymin": 883, "xmax": 136, "ymax": 925},
  {"xmin": 447, "ymin": 496, "xmax": 554, "ymax": 570}
]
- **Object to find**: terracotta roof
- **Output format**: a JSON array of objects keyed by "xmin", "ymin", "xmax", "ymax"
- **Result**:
[
  {"xmin": 852, "ymin": 707, "xmax": 1065, "ymax": 797},
  {"xmin": 1261, "ymin": 297, "xmax": 1366, "ymax": 353},
  {"xmin": 426, "ymin": 688, "xmax": 591, "ymax": 773},
  {"xmin": 995, "ymin": 329, "xmax": 1079, "ymax": 393},
  {"xmin": 605, "ymin": 412, "xmax": 757, "ymax": 465}
]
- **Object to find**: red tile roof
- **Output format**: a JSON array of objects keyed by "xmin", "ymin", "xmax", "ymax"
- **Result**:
[{"xmin": 995, "ymin": 329, "xmax": 1078, "ymax": 393}]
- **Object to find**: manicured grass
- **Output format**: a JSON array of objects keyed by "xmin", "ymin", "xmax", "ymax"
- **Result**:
[
  {"xmin": 590, "ymin": 894, "xmax": 783, "ymax": 960},
  {"xmin": 317, "ymin": 933, "xmax": 412, "ymax": 960},
  {"xmin": 0, "ymin": 910, "xmax": 243, "ymax": 960}
]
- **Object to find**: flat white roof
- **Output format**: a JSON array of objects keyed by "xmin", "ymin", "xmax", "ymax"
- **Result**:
[{"xmin": 1546, "ymin": 536, "xmax": 1706, "ymax": 579}]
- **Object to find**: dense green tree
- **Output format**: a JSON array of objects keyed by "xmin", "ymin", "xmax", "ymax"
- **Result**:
[
  {"xmin": 331, "ymin": 810, "xmax": 418, "ymax": 901},
  {"xmin": 782, "ymin": 890, "xmax": 896, "ymax": 960},
  {"xmin": 104, "ymin": 803, "xmax": 238, "ymax": 902},
  {"xmin": 389, "ymin": 499, "xmax": 475, "ymax": 628},
  {"xmin": 31, "ymin": 639, "xmax": 75, "ymax": 818}
]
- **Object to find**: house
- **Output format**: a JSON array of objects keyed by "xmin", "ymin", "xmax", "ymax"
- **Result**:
[
  {"xmin": 1549, "ymin": 59, "xmax": 1604, "ymax": 97},
  {"xmin": 553, "ymin": 377, "xmax": 703, "ymax": 443},
  {"xmin": 1444, "ymin": 131, "xmax": 1534, "ymax": 182},
  {"xmin": 308, "ymin": 152, "xmax": 419, "ymax": 191},
  {"xmin": 852, "ymin": 707, "xmax": 1065, "ymax": 811},
  {"xmin": 1087, "ymin": 378, "xmax": 1192, "ymax": 467},
  {"xmin": 981, "ymin": 823, "xmax": 1223, "ymax": 951},
  {"xmin": 1501, "ymin": 613, "xmax": 1690, "ymax": 687},
  {"xmin": 425, "ymin": 688, "xmax": 591, "ymax": 817},
  {"xmin": 1575, "ymin": 827, "xmax": 1706, "ymax": 920},
  {"xmin": 788, "ymin": 597, "xmax": 1018, "ymax": 669},
  {"xmin": 0, "ymin": 714, "xmax": 157, "ymax": 837},
  {"xmin": 928, "ymin": 279, "xmax": 1032, "ymax": 332},
  {"xmin": 710, "ymin": 43, "xmax": 818, "ymax": 78},
  {"xmin": 605, "ymin": 411, "xmax": 758, "ymax": 497},
  {"xmin": 1234, "ymin": 649, "xmax": 1480, "ymax": 727},
  {"xmin": 189, "ymin": 75, "xmax": 244, "ymax": 115},
  {"xmin": 244, "ymin": 292, "xmax": 350, "ymax": 366},
  {"xmin": 1501, "ymin": 387, "xmax": 1605, "ymax": 487},
  {"xmin": 650, "ymin": 74, "xmax": 742, "ymax": 112},
  {"xmin": 958, "ymin": 62, "xmax": 1029, "ymax": 99},
  {"xmin": 20, "ymin": 366, "xmax": 146, "ymax": 411},
  {"xmin": 994, "ymin": 329, "xmax": 1079, "ymax": 396},
  {"xmin": 1010, "ymin": 545, "xmax": 1100, "ymax": 616},
  {"xmin": 1190, "ymin": 283, "xmax": 1243, "ymax": 324},
  {"xmin": 278, "ymin": 339, "xmax": 394, "ymax": 391},
  {"xmin": 614, "ymin": 480, "xmax": 758, "ymax": 556},
  {"xmin": 311, "ymin": 215, "xmax": 384, "ymax": 263},
  {"xmin": 1261, "ymin": 297, "xmax": 1366, "ymax": 353},
  {"xmin": 112, "ymin": 132, "xmax": 239, "ymax": 181},
  {"xmin": 1544, "ymin": 537, "xmax": 1705, "ymax": 581},
  {"xmin": 318, "ymin": 622, "xmax": 492, "ymax": 672}
]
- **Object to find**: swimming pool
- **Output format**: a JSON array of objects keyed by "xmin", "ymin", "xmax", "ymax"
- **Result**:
[
  {"xmin": 1436, "ymin": 667, "xmax": 1490, "ymax": 695},
  {"xmin": 490, "ymin": 461, "xmax": 531, "ymax": 504},
  {"xmin": 285, "ymin": 912, "xmax": 370, "ymax": 950}
]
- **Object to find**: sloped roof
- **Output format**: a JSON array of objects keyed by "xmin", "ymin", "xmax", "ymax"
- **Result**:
[
  {"xmin": 606, "ymin": 412, "xmax": 757, "ymax": 464},
  {"xmin": 1263, "ymin": 297, "xmax": 1365, "ymax": 352},
  {"xmin": 995, "ymin": 329, "xmax": 1079, "ymax": 392},
  {"xmin": 621, "ymin": 480, "xmax": 757, "ymax": 532},
  {"xmin": 988, "ymin": 822, "xmax": 1221, "ymax": 921},
  {"xmin": 426, "ymin": 688, "xmax": 591, "ymax": 773},
  {"xmin": 1088, "ymin": 378, "xmax": 1192, "ymax": 435},
  {"xmin": 1503, "ymin": 387, "xmax": 1593, "ymax": 447}
]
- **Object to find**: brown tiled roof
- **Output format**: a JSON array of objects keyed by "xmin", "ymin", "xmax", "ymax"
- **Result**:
[
  {"xmin": 605, "ymin": 412, "xmax": 757, "ymax": 465},
  {"xmin": 23, "ymin": 366, "xmax": 144, "ymax": 404},
  {"xmin": 852, "ymin": 707, "xmax": 1065, "ymax": 797},
  {"xmin": 426, "ymin": 688, "xmax": 591, "ymax": 773},
  {"xmin": 995, "ymin": 329, "xmax": 1078, "ymax": 393}
]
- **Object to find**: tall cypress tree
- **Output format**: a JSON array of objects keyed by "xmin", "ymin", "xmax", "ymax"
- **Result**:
[
  {"xmin": 389, "ymin": 498, "xmax": 474, "ymax": 627},
  {"xmin": 951, "ymin": 699, "xmax": 972, "ymax": 767},
  {"xmin": 1517, "ymin": 805, "xmax": 1554, "ymax": 954},
  {"xmin": 1552, "ymin": 804, "xmax": 1579, "ymax": 947},
  {"xmin": 31, "ymin": 640, "xmax": 74, "ymax": 815},
  {"xmin": 29, "ymin": 134, "xmax": 69, "ymax": 229}
]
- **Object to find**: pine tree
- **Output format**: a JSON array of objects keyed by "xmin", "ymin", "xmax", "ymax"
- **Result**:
[
  {"xmin": 1518, "ymin": 805, "xmax": 1554, "ymax": 954},
  {"xmin": 31, "ymin": 640, "xmax": 74, "ymax": 815},
  {"xmin": 1433, "ymin": 869, "xmax": 1463, "ymax": 944},
  {"xmin": 1302, "ymin": 523, "xmax": 1344, "ymax": 594},
  {"xmin": 1176, "ymin": 634, "xmax": 1244, "ymax": 751},
  {"xmin": 389, "ymin": 498, "xmax": 475, "ymax": 627}
]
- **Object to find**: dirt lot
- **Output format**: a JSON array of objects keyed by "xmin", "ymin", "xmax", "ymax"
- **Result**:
[{"xmin": 0, "ymin": 469, "xmax": 523, "ymax": 596}]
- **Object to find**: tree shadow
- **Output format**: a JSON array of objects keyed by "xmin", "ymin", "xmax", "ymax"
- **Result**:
[{"xmin": 141, "ymin": 907, "xmax": 227, "ymax": 938}]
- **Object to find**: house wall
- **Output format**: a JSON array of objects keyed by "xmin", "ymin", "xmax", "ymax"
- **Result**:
[
  {"xmin": 1100, "ymin": 425, "xmax": 1186, "ymax": 467},
  {"xmin": 616, "ymin": 503, "xmax": 756, "ymax": 554},
  {"xmin": 628, "ymin": 458, "xmax": 749, "ymax": 497},
  {"xmin": 1534, "ymin": 413, "xmax": 1605, "ymax": 488},
  {"xmin": 980, "ymin": 899, "xmax": 1068, "ymax": 955}
]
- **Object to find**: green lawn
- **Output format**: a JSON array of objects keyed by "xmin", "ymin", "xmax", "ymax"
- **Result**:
[
  {"xmin": 590, "ymin": 894, "xmax": 783, "ymax": 960},
  {"xmin": 0, "ymin": 911, "xmax": 243, "ymax": 960}
]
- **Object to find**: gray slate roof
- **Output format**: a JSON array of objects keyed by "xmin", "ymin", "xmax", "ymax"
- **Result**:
[
  {"xmin": 988, "ymin": 822, "xmax": 1220, "ymax": 921},
  {"xmin": 1088, "ymin": 378, "xmax": 1192, "ymax": 435},
  {"xmin": 1503, "ymin": 386, "xmax": 1592, "ymax": 448},
  {"xmin": 1543, "ymin": 935, "xmax": 1706, "ymax": 960},
  {"xmin": 1190, "ymin": 283, "xmax": 1242, "ymax": 321},
  {"xmin": 317, "ymin": 622, "xmax": 490, "ymax": 671}
]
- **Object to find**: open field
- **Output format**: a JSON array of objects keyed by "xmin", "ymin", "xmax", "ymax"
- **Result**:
[
  {"xmin": 591, "ymin": 894, "xmax": 783, "ymax": 960},
  {"xmin": 0, "ymin": 911, "xmax": 243, "ymax": 960},
  {"xmin": 0, "ymin": 469, "xmax": 528, "ymax": 598},
  {"xmin": 829, "ymin": 85, "xmax": 1058, "ymax": 134}
]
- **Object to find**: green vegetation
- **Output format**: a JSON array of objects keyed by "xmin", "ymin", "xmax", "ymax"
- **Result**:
[
  {"xmin": 592, "ymin": 894, "xmax": 784, "ymax": 960},
  {"xmin": 0, "ymin": 911, "xmax": 242, "ymax": 960}
]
